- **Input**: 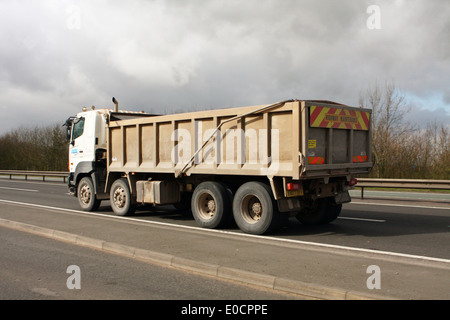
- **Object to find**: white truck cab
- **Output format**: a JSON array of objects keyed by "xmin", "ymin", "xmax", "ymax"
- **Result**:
[
  {"xmin": 65, "ymin": 107, "xmax": 110, "ymax": 209},
  {"xmin": 68, "ymin": 108, "xmax": 108, "ymax": 173},
  {"xmin": 64, "ymin": 98, "xmax": 154, "ymax": 210}
]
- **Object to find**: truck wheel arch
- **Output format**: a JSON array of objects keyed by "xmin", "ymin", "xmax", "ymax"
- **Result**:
[{"xmin": 73, "ymin": 162, "xmax": 96, "ymax": 194}]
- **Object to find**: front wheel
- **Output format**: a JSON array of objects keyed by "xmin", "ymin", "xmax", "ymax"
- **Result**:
[
  {"xmin": 110, "ymin": 178, "xmax": 136, "ymax": 216},
  {"xmin": 77, "ymin": 177, "xmax": 101, "ymax": 211}
]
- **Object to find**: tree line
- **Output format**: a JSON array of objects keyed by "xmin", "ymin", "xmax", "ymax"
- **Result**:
[
  {"xmin": 0, "ymin": 83, "xmax": 448, "ymax": 179},
  {"xmin": 359, "ymin": 82, "xmax": 449, "ymax": 180},
  {"xmin": 0, "ymin": 125, "xmax": 68, "ymax": 172}
]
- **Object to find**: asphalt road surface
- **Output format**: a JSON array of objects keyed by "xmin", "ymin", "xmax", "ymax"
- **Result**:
[
  {"xmin": 0, "ymin": 178, "xmax": 449, "ymax": 300},
  {"xmin": 0, "ymin": 226, "xmax": 301, "ymax": 301},
  {"xmin": 0, "ymin": 178, "xmax": 448, "ymax": 259}
]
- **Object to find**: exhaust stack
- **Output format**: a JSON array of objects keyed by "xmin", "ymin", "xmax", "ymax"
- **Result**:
[{"xmin": 112, "ymin": 97, "xmax": 119, "ymax": 112}]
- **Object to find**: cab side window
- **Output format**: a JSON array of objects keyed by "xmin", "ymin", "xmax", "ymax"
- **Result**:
[{"xmin": 72, "ymin": 117, "xmax": 85, "ymax": 140}]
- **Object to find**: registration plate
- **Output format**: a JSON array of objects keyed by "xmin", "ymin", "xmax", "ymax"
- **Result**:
[{"xmin": 286, "ymin": 189, "xmax": 304, "ymax": 197}]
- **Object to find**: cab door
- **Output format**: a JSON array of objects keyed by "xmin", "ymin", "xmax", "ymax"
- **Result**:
[{"xmin": 69, "ymin": 113, "xmax": 96, "ymax": 173}]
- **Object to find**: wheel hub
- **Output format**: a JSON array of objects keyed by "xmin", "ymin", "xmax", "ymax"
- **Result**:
[
  {"xmin": 241, "ymin": 195, "xmax": 263, "ymax": 223},
  {"xmin": 207, "ymin": 199, "xmax": 216, "ymax": 212},
  {"xmin": 80, "ymin": 185, "xmax": 91, "ymax": 204},
  {"xmin": 198, "ymin": 193, "xmax": 216, "ymax": 219},
  {"xmin": 113, "ymin": 187, "xmax": 126, "ymax": 208},
  {"xmin": 251, "ymin": 202, "xmax": 262, "ymax": 216}
]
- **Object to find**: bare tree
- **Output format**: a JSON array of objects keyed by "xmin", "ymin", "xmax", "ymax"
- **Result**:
[
  {"xmin": 422, "ymin": 122, "xmax": 450, "ymax": 179},
  {"xmin": 359, "ymin": 81, "xmax": 414, "ymax": 178},
  {"xmin": 359, "ymin": 82, "xmax": 450, "ymax": 179}
]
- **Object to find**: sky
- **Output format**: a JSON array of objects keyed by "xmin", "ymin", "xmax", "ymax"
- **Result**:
[{"xmin": 0, "ymin": 0, "xmax": 449, "ymax": 135}]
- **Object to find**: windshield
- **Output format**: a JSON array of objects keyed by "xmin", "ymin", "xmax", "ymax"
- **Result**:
[{"xmin": 72, "ymin": 117, "xmax": 85, "ymax": 140}]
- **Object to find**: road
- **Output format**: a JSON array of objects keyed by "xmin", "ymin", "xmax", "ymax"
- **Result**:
[
  {"xmin": 0, "ymin": 178, "xmax": 449, "ymax": 300},
  {"xmin": 1, "ymin": 178, "xmax": 448, "ymax": 259},
  {"xmin": 0, "ymin": 227, "xmax": 300, "ymax": 301}
]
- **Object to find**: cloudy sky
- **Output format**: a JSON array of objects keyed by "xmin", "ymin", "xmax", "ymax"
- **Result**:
[{"xmin": 0, "ymin": 0, "xmax": 449, "ymax": 135}]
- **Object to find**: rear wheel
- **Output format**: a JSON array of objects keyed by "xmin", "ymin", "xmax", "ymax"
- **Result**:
[
  {"xmin": 295, "ymin": 198, "xmax": 341, "ymax": 225},
  {"xmin": 77, "ymin": 177, "xmax": 101, "ymax": 211},
  {"xmin": 191, "ymin": 181, "xmax": 232, "ymax": 229},
  {"xmin": 324, "ymin": 203, "xmax": 342, "ymax": 223},
  {"xmin": 233, "ymin": 182, "xmax": 284, "ymax": 235},
  {"xmin": 110, "ymin": 178, "xmax": 136, "ymax": 216}
]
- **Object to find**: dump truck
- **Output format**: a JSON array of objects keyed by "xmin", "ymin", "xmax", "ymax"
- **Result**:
[{"xmin": 64, "ymin": 98, "xmax": 372, "ymax": 235}]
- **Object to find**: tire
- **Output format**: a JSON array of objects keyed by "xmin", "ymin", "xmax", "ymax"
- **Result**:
[
  {"xmin": 323, "ymin": 203, "xmax": 342, "ymax": 224},
  {"xmin": 77, "ymin": 177, "xmax": 101, "ymax": 211},
  {"xmin": 191, "ymin": 181, "xmax": 232, "ymax": 229},
  {"xmin": 110, "ymin": 178, "xmax": 136, "ymax": 216},
  {"xmin": 295, "ymin": 198, "xmax": 341, "ymax": 225},
  {"xmin": 232, "ymin": 182, "xmax": 282, "ymax": 235}
]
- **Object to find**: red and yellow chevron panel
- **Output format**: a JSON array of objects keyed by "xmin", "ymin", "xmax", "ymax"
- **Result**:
[
  {"xmin": 308, "ymin": 156, "xmax": 325, "ymax": 165},
  {"xmin": 310, "ymin": 106, "xmax": 370, "ymax": 131},
  {"xmin": 353, "ymin": 155, "xmax": 368, "ymax": 163}
]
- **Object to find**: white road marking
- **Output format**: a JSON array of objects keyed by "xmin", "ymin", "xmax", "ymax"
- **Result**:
[
  {"xmin": 0, "ymin": 179, "xmax": 64, "ymax": 187},
  {"xmin": 338, "ymin": 216, "xmax": 386, "ymax": 223},
  {"xmin": 0, "ymin": 186, "xmax": 38, "ymax": 192},
  {"xmin": 350, "ymin": 201, "xmax": 450, "ymax": 210},
  {"xmin": 0, "ymin": 198, "xmax": 449, "ymax": 266}
]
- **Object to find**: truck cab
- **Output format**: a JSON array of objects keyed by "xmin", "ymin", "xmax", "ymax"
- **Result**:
[
  {"xmin": 65, "ymin": 107, "xmax": 109, "ymax": 204},
  {"xmin": 64, "ymin": 102, "xmax": 155, "ymax": 211}
]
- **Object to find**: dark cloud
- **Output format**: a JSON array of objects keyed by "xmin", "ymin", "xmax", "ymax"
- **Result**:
[{"xmin": 0, "ymin": 0, "xmax": 448, "ymax": 135}]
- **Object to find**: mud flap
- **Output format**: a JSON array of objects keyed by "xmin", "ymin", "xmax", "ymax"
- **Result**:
[{"xmin": 335, "ymin": 190, "xmax": 351, "ymax": 204}]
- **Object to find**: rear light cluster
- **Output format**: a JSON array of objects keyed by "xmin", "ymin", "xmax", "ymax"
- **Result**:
[
  {"xmin": 287, "ymin": 183, "xmax": 301, "ymax": 191},
  {"xmin": 348, "ymin": 178, "xmax": 358, "ymax": 186}
]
